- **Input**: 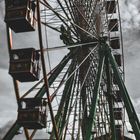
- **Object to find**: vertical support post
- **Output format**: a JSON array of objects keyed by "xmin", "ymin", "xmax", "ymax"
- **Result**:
[
  {"xmin": 6, "ymin": 25, "xmax": 20, "ymax": 101},
  {"xmin": 105, "ymin": 56, "xmax": 116, "ymax": 140},
  {"xmin": 108, "ymin": 48, "xmax": 140, "ymax": 140},
  {"xmin": 36, "ymin": 1, "xmax": 59, "ymax": 139},
  {"xmin": 85, "ymin": 48, "xmax": 105, "ymax": 140},
  {"xmin": 6, "ymin": 25, "xmax": 30, "ymax": 140},
  {"xmin": 50, "ymin": 60, "xmax": 75, "ymax": 139}
]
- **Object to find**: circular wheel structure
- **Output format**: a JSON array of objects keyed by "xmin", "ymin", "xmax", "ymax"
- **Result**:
[{"xmin": 3, "ymin": 0, "xmax": 140, "ymax": 140}]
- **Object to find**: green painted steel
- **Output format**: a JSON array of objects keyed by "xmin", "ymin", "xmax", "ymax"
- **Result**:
[
  {"xmin": 50, "ymin": 59, "xmax": 76, "ymax": 139},
  {"xmin": 59, "ymin": 60, "xmax": 78, "ymax": 139},
  {"xmin": 58, "ymin": 75, "xmax": 75, "ymax": 138},
  {"xmin": 108, "ymin": 46, "xmax": 140, "ymax": 140},
  {"xmin": 3, "ymin": 43, "xmax": 140, "ymax": 140},
  {"xmin": 36, "ymin": 51, "xmax": 73, "ymax": 98},
  {"xmin": 3, "ymin": 52, "xmax": 73, "ymax": 140},
  {"xmin": 105, "ymin": 57, "xmax": 117, "ymax": 140},
  {"xmin": 85, "ymin": 47, "xmax": 105, "ymax": 140},
  {"xmin": 3, "ymin": 122, "xmax": 21, "ymax": 140}
]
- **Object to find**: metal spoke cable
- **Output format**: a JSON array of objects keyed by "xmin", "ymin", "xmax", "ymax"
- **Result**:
[
  {"xmin": 67, "ymin": 0, "xmax": 79, "ymax": 27},
  {"xmin": 41, "ymin": 20, "xmax": 79, "ymax": 41},
  {"xmin": 55, "ymin": 0, "xmax": 78, "ymax": 35},
  {"xmin": 42, "ymin": 41, "xmax": 98, "ymax": 51},
  {"xmin": 41, "ymin": 0, "xmax": 99, "ymax": 40},
  {"xmin": 53, "ymin": 49, "xmax": 99, "ymax": 138},
  {"xmin": 50, "ymin": 65, "xmax": 70, "ymax": 102},
  {"xmin": 72, "ymin": 2, "xmax": 99, "ymax": 38},
  {"xmin": 62, "ymin": 68, "xmax": 79, "ymax": 137},
  {"xmin": 87, "ymin": 0, "xmax": 102, "ymax": 34},
  {"xmin": 41, "ymin": 0, "xmax": 78, "ymax": 36},
  {"xmin": 43, "ymin": 5, "xmax": 58, "ymax": 97},
  {"xmin": 59, "ymin": 59, "xmax": 94, "ymax": 137},
  {"xmin": 56, "ymin": 60, "xmax": 77, "ymax": 138},
  {"xmin": 63, "ymin": 0, "xmax": 79, "ymax": 35},
  {"xmin": 41, "ymin": 21, "xmax": 61, "ymax": 32},
  {"xmin": 62, "ymin": 46, "xmax": 98, "ymax": 86},
  {"xmin": 50, "ymin": 59, "xmax": 76, "ymax": 139},
  {"xmin": 70, "ymin": 0, "xmax": 98, "ymax": 37},
  {"xmin": 21, "ymin": 66, "xmax": 57, "ymax": 98},
  {"xmin": 44, "ymin": 7, "xmax": 52, "ymax": 73},
  {"xmin": 69, "ymin": 20, "xmax": 99, "ymax": 40},
  {"xmin": 64, "ymin": 59, "xmax": 98, "ymax": 136}
]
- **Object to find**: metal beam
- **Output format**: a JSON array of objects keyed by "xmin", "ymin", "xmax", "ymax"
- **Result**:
[
  {"xmin": 108, "ymin": 47, "xmax": 140, "ymax": 140},
  {"xmin": 50, "ymin": 59, "xmax": 76, "ymax": 139},
  {"xmin": 58, "ymin": 73, "xmax": 75, "ymax": 138},
  {"xmin": 3, "ymin": 122, "xmax": 21, "ymax": 140},
  {"xmin": 6, "ymin": 25, "xmax": 30, "ymax": 140},
  {"xmin": 105, "ymin": 56, "xmax": 116, "ymax": 140},
  {"xmin": 35, "ymin": 50, "xmax": 75, "ymax": 98},
  {"xmin": 2, "ymin": 51, "xmax": 73, "ymax": 140},
  {"xmin": 37, "ymin": 0, "xmax": 59, "ymax": 138},
  {"xmin": 85, "ymin": 47, "xmax": 105, "ymax": 140}
]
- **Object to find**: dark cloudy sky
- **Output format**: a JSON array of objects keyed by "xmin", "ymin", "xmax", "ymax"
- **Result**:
[{"xmin": 0, "ymin": 0, "xmax": 140, "ymax": 139}]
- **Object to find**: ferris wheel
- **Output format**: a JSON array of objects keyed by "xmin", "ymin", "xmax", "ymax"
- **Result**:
[{"xmin": 2, "ymin": 0, "xmax": 140, "ymax": 140}]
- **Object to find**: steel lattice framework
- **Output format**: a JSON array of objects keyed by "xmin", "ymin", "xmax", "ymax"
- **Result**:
[{"xmin": 2, "ymin": 0, "xmax": 140, "ymax": 140}]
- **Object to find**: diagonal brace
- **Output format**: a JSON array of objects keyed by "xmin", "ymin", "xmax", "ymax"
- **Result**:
[
  {"xmin": 108, "ymin": 48, "xmax": 140, "ymax": 140},
  {"xmin": 2, "ymin": 51, "xmax": 73, "ymax": 140},
  {"xmin": 85, "ymin": 48, "xmax": 105, "ymax": 140}
]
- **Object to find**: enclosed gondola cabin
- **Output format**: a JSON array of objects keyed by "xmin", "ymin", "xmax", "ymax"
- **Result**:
[
  {"xmin": 108, "ymin": 19, "xmax": 118, "ymax": 32},
  {"xmin": 114, "ymin": 53, "xmax": 122, "ymax": 67},
  {"xmin": 17, "ymin": 98, "xmax": 47, "ymax": 129},
  {"xmin": 110, "ymin": 37, "xmax": 120, "ymax": 49},
  {"xmin": 106, "ymin": 0, "xmax": 116, "ymax": 14},
  {"xmin": 5, "ymin": 0, "xmax": 36, "ymax": 32},
  {"xmin": 9, "ymin": 48, "xmax": 40, "ymax": 82},
  {"xmin": 114, "ymin": 90, "xmax": 122, "ymax": 102},
  {"xmin": 116, "ymin": 90, "xmax": 122, "ymax": 102},
  {"xmin": 113, "ymin": 107, "xmax": 123, "ymax": 120}
]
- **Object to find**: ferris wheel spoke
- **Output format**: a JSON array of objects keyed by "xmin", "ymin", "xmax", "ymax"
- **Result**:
[
  {"xmin": 63, "ymin": 0, "xmax": 79, "ymax": 35},
  {"xmin": 41, "ymin": 0, "xmax": 78, "ymax": 37},
  {"xmin": 72, "ymin": 2, "xmax": 99, "ymax": 38},
  {"xmin": 50, "ymin": 0, "xmax": 79, "ymax": 36}
]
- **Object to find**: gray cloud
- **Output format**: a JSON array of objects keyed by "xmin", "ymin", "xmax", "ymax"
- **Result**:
[
  {"xmin": 123, "ymin": 29, "xmax": 140, "ymax": 98},
  {"xmin": 0, "ymin": 121, "xmax": 14, "ymax": 140},
  {"xmin": 120, "ymin": 0, "xmax": 140, "ymax": 30},
  {"xmin": 0, "ymin": 1, "xmax": 9, "ymax": 69}
]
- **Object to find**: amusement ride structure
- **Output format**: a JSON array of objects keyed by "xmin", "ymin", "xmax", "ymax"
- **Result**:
[{"xmin": 2, "ymin": 0, "xmax": 140, "ymax": 139}]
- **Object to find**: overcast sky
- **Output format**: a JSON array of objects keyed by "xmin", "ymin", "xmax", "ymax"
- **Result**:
[{"xmin": 0, "ymin": 0, "xmax": 140, "ymax": 139}]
